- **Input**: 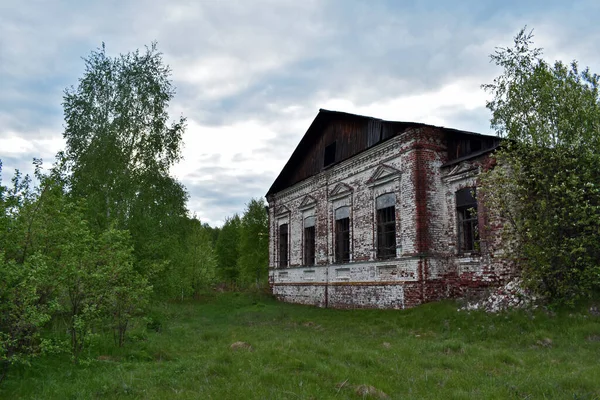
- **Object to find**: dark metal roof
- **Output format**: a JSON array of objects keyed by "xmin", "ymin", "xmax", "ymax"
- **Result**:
[{"xmin": 266, "ymin": 109, "xmax": 493, "ymax": 197}]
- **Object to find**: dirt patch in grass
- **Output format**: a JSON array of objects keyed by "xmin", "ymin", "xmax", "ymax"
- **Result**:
[{"xmin": 230, "ymin": 341, "xmax": 253, "ymax": 351}]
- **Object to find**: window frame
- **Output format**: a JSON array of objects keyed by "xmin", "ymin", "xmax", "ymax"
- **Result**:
[
  {"xmin": 303, "ymin": 216, "xmax": 316, "ymax": 266},
  {"xmin": 278, "ymin": 223, "xmax": 289, "ymax": 267},
  {"xmin": 334, "ymin": 206, "xmax": 350, "ymax": 263},
  {"xmin": 456, "ymin": 187, "xmax": 479, "ymax": 254},
  {"xmin": 376, "ymin": 193, "xmax": 396, "ymax": 259}
]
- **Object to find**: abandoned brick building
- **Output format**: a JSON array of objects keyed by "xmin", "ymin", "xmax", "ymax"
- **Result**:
[{"xmin": 266, "ymin": 109, "xmax": 511, "ymax": 309}]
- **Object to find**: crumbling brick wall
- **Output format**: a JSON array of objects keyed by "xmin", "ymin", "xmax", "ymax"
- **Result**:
[{"xmin": 268, "ymin": 127, "xmax": 513, "ymax": 309}]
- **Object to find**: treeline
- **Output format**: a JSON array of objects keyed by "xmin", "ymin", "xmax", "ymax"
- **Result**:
[
  {"xmin": 215, "ymin": 200, "xmax": 269, "ymax": 290},
  {"xmin": 0, "ymin": 43, "xmax": 267, "ymax": 383}
]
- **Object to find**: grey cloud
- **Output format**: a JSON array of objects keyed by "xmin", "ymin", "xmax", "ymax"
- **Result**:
[
  {"xmin": 231, "ymin": 153, "xmax": 248, "ymax": 162},
  {"xmin": 196, "ymin": 153, "xmax": 222, "ymax": 163},
  {"xmin": 0, "ymin": 155, "xmax": 39, "ymax": 179},
  {"xmin": 2, "ymin": 0, "xmax": 600, "ymax": 226},
  {"xmin": 183, "ymin": 168, "xmax": 272, "ymax": 225},
  {"xmin": 439, "ymin": 106, "xmax": 496, "ymax": 136}
]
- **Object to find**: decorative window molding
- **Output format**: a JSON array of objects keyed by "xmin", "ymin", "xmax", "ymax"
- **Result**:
[
  {"xmin": 370, "ymin": 168, "xmax": 400, "ymax": 259},
  {"xmin": 278, "ymin": 223, "xmax": 289, "ymax": 268},
  {"xmin": 303, "ymin": 216, "xmax": 316, "ymax": 266},
  {"xmin": 376, "ymin": 193, "xmax": 397, "ymax": 260},
  {"xmin": 442, "ymin": 164, "xmax": 479, "ymax": 183},
  {"xmin": 368, "ymin": 164, "xmax": 401, "ymax": 187},
  {"xmin": 299, "ymin": 195, "xmax": 317, "ymax": 211},
  {"xmin": 456, "ymin": 187, "xmax": 479, "ymax": 254},
  {"xmin": 334, "ymin": 206, "xmax": 351, "ymax": 263},
  {"xmin": 329, "ymin": 182, "xmax": 353, "ymax": 201},
  {"xmin": 275, "ymin": 205, "xmax": 291, "ymax": 217}
]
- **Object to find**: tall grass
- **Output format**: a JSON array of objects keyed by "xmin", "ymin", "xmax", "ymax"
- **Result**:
[{"xmin": 2, "ymin": 292, "xmax": 599, "ymax": 399}]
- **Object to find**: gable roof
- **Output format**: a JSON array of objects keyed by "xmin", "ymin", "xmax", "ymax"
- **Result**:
[{"xmin": 266, "ymin": 109, "xmax": 489, "ymax": 197}]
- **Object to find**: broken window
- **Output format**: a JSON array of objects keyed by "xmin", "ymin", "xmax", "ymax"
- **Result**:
[
  {"xmin": 324, "ymin": 142, "xmax": 337, "ymax": 167},
  {"xmin": 303, "ymin": 216, "xmax": 316, "ymax": 266},
  {"xmin": 335, "ymin": 206, "xmax": 350, "ymax": 263},
  {"xmin": 376, "ymin": 193, "xmax": 396, "ymax": 259},
  {"xmin": 278, "ymin": 223, "xmax": 289, "ymax": 267},
  {"xmin": 456, "ymin": 188, "xmax": 479, "ymax": 253}
]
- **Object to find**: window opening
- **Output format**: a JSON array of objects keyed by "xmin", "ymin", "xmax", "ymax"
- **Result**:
[
  {"xmin": 304, "ymin": 216, "xmax": 316, "ymax": 266},
  {"xmin": 324, "ymin": 142, "xmax": 337, "ymax": 167},
  {"xmin": 334, "ymin": 206, "xmax": 350, "ymax": 263},
  {"xmin": 279, "ymin": 223, "xmax": 289, "ymax": 267},
  {"xmin": 456, "ymin": 188, "xmax": 479, "ymax": 253},
  {"xmin": 376, "ymin": 193, "xmax": 396, "ymax": 259}
]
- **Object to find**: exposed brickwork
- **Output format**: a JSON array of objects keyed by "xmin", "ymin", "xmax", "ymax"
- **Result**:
[{"xmin": 267, "ymin": 125, "xmax": 513, "ymax": 309}]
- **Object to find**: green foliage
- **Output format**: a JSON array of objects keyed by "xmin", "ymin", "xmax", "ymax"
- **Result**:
[
  {"xmin": 164, "ymin": 217, "xmax": 218, "ymax": 299},
  {"xmin": 98, "ymin": 228, "xmax": 152, "ymax": 348},
  {"xmin": 62, "ymin": 42, "xmax": 189, "ymax": 295},
  {"xmin": 63, "ymin": 42, "xmax": 186, "ymax": 231},
  {"xmin": 237, "ymin": 198, "xmax": 269, "ymax": 289},
  {"xmin": 1, "ymin": 40, "xmax": 218, "ymax": 383},
  {"xmin": 482, "ymin": 28, "xmax": 600, "ymax": 305},
  {"xmin": 483, "ymin": 29, "xmax": 600, "ymax": 149},
  {"xmin": 0, "ymin": 161, "xmax": 152, "ymax": 370},
  {"xmin": 215, "ymin": 214, "xmax": 241, "ymax": 285},
  {"xmin": 0, "ymin": 253, "xmax": 55, "ymax": 384}
]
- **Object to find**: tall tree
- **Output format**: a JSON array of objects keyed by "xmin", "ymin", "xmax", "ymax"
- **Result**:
[
  {"xmin": 237, "ymin": 198, "xmax": 269, "ymax": 289},
  {"xmin": 481, "ymin": 28, "xmax": 600, "ymax": 305},
  {"xmin": 62, "ymin": 42, "xmax": 186, "ymax": 233},
  {"xmin": 62, "ymin": 43, "xmax": 188, "ymax": 285}
]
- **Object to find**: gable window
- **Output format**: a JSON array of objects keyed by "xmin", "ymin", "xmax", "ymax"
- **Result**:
[
  {"xmin": 334, "ymin": 206, "xmax": 350, "ymax": 263},
  {"xmin": 279, "ymin": 223, "xmax": 289, "ymax": 267},
  {"xmin": 376, "ymin": 193, "xmax": 396, "ymax": 259},
  {"xmin": 456, "ymin": 188, "xmax": 479, "ymax": 253},
  {"xmin": 303, "ymin": 216, "xmax": 316, "ymax": 266},
  {"xmin": 324, "ymin": 142, "xmax": 337, "ymax": 167}
]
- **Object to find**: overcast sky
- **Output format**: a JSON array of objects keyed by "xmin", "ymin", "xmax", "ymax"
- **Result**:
[{"xmin": 1, "ymin": 0, "xmax": 599, "ymax": 226}]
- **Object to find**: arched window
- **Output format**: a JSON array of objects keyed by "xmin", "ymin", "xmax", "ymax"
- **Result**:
[
  {"xmin": 278, "ymin": 223, "xmax": 289, "ymax": 267},
  {"xmin": 456, "ymin": 188, "xmax": 479, "ymax": 253},
  {"xmin": 303, "ymin": 216, "xmax": 316, "ymax": 265},
  {"xmin": 334, "ymin": 206, "xmax": 350, "ymax": 263},
  {"xmin": 376, "ymin": 193, "xmax": 396, "ymax": 259}
]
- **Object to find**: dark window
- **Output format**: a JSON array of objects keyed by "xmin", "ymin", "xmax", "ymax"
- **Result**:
[
  {"xmin": 324, "ymin": 142, "xmax": 337, "ymax": 167},
  {"xmin": 377, "ymin": 206, "xmax": 396, "ymax": 259},
  {"xmin": 456, "ymin": 188, "xmax": 479, "ymax": 253},
  {"xmin": 335, "ymin": 217, "xmax": 350, "ymax": 263},
  {"xmin": 303, "ymin": 216, "xmax": 316, "ymax": 266},
  {"xmin": 304, "ymin": 226, "xmax": 315, "ymax": 265},
  {"xmin": 279, "ymin": 223, "xmax": 288, "ymax": 267}
]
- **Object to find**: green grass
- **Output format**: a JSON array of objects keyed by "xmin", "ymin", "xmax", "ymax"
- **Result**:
[{"xmin": 2, "ymin": 292, "xmax": 600, "ymax": 399}]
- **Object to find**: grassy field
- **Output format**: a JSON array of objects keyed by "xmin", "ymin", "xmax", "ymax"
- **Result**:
[{"xmin": 2, "ymin": 292, "xmax": 600, "ymax": 399}]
